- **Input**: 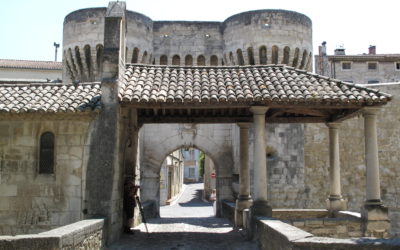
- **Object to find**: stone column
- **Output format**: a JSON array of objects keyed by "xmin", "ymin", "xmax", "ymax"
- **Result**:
[
  {"xmin": 249, "ymin": 106, "xmax": 272, "ymax": 216},
  {"xmin": 235, "ymin": 123, "xmax": 253, "ymax": 227},
  {"xmin": 326, "ymin": 123, "xmax": 347, "ymax": 212},
  {"xmin": 361, "ymin": 108, "xmax": 389, "ymax": 237}
]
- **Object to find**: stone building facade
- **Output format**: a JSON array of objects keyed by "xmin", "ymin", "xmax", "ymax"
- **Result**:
[
  {"xmin": 0, "ymin": 1, "xmax": 397, "ymax": 246},
  {"xmin": 182, "ymin": 148, "xmax": 200, "ymax": 183},
  {"xmin": 315, "ymin": 43, "xmax": 400, "ymax": 84},
  {"xmin": 159, "ymin": 150, "xmax": 184, "ymax": 205}
]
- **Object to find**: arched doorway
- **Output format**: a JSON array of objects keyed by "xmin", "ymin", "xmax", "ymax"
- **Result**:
[
  {"xmin": 139, "ymin": 124, "xmax": 234, "ymax": 218},
  {"xmin": 159, "ymin": 147, "xmax": 218, "ymax": 218}
]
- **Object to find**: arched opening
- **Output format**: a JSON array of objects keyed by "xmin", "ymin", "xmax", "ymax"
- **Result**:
[
  {"xmin": 74, "ymin": 46, "xmax": 84, "ymax": 79},
  {"xmin": 259, "ymin": 46, "xmax": 267, "ymax": 64},
  {"xmin": 271, "ymin": 45, "xmax": 278, "ymax": 64},
  {"xmin": 229, "ymin": 52, "xmax": 235, "ymax": 65},
  {"xmin": 84, "ymin": 45, "xmax": 92, "ymax": 80},
  {"xmin": 159, "ymin": 147, "xmax": 217, "ymax": 218},
  {"xmin": 247, "ymin": 47, "xmax": 255, "ymax": 65},
  {"xmin": 68, "ymin": 48, "xmax": 78, "ymax": 77},
  {"xmin": 282, "ymin": 46, "xmax": 290, "ymax": 64},
  {"xmin": 210, "ymin": 55, "xmax": 218, "ymax": 66},
  {"xmin": 305, "ymin": 52, "xmax": 312, "ymax": 71},
  {"xmin": 64, "ymin": 50, "xmax": 74, "ymax": 81},
  {"xmin": 292, "ymin": 47, "xmax": 300, "ymax": 67},
  {"xmin": 197, "ymin": 55, "xmax": 206, "ymax": 66},
  {"xmin": 185, "ymin": 55, "xmax": 193, "ymax": 66},
  {"xmin": 131, "ymin": 47, "xmax": 139, "ymax": 63},
  {"xmin": 141, "ymin": 51, "xmax": 148, "ymax": 64},
  {"xmin": 236, "ymin": 49, "xmax": 245, "ymax": 66},
  {"xmin": 96, "ymin": 44, "xmax": 103, "ymax": 76},
  {"xmin": 160, "ymin": 55, "xmax": 168, "ymax": 65},
  {"xmin": 172, "ymin": 55, "xmax": 180, "ymax": 66},
  {"xmin": 39, "ymin": 132, "xmax": 55, "ymax": 174},
  {"xmin": 299, "ymin": 50, "xmax": 308, "ymax": 69}
]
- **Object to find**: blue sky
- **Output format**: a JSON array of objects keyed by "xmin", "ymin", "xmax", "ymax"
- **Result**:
[{"xmin": 0, "ymin": 0, "xmax": 399, "ymax": 62}]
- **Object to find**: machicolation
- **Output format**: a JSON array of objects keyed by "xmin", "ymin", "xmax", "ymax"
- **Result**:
[{"xmin": 62, "ymin": 8, "xmax": 312, "ymax": 82}]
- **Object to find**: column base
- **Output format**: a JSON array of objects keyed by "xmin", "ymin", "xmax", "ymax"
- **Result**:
[
  {"xmin": 235, "ymin": 196, "xmax": 253, "ymax": 227},
  {"xmin": 250, "ymin": 200, "xmax": 272, "ymax": 217},
  {"xmin": 361, "ymin": 202, "xmax": 389, "ymax": 221},
  {"xmin": 326, "ymin": 196, "xmax": 347, "ymax": 212},
  {"xmin": 361, "ymin": 203, "xmax": 390, "ymax": 238}
]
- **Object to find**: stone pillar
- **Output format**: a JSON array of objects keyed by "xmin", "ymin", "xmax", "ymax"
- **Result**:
[
  {"xmin": 235, "ymin": 123, "xmax": 253, "ymax": 227},
  {"xmin": 326, "ymin": 123, "xmax": 347, "ymax": 212},
  {"xmin": 361, "ymin": 108, "xmax": 389, "ymax": 237},
  {"xmin": 249, "ymin": 106, "xmax": 272, "ymax": 217}
]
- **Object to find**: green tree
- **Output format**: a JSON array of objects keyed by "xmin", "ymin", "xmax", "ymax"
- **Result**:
[{"xmin": 198, "ymin": 151, "xmax": 205, "ymax": 177}]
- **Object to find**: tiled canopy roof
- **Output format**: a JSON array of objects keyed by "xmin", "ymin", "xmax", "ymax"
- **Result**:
[
  {"xmin": 0, "ymin": 83, "xmax": 101, "ymax": 113},
  {"xmin": 0, "ymin": 59, "xmax": 62, "ymax": 70},
  {"xmin": 119, "ymin": 64, "xmax": 391, "ymax": 106}
]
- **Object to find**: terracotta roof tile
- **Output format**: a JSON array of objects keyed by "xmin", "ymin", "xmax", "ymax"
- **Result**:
[
  {"xmin": 0, "ymin": 59, "xmax": 62, "ymax": 70},
  {"xmin": 119, "ymin": 65, "xmax": 391, "ymax": 106},
  {"xmin": 0, "ymin": 83, "xmax": 101, "ymax": 113}
]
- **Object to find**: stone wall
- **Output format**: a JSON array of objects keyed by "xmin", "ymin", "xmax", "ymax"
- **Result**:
[
  {"xmin": 304, "ymin": 83, "xmax": 400, "ymax": 236},
  {"xmin": 0, "ymin": 114, "xmax": 95, "ymax": 235},
  {"xmin": 231, "ymin": 123, "xmax": 306, "ymax": 208},
  {"xmin": 0, "ymin": 219, "xmax": 104, "ymax": 250},
  {"xmin": 255, "ymin": 218, "xmax": 400, "ymax": 250}
]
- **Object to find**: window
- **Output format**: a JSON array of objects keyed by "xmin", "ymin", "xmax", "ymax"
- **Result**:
[
  {"xmin": 160, "ymin": 55, "xmax": 168, "ymax": 65},
  {"xmin": 189, "ymin": 168, "xmax": 195, "ymax": 178},
  {"xmin": 367, "ymin": 62, "xmax": 377, "ymax": 70},
  {"xmin": 395, "ymin": 62, "xmax": 400, "ymax": 70},
  {"xmin": 39, "ymin": 132, "xmax": 55, "ymax": 174},
  {"xmin": 197, "ymin": 55, "xmax": 205, "ymax": 66},
  {"xmin": 368, "ymin": 80, "xmax": 379, "ymax": 84},
  {"xmin": 342, "ymin": 62, "xmax": 351, "ymax": 70}
]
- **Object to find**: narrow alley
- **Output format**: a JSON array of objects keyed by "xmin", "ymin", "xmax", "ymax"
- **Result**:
[{"xmin": 108, "ymin": 183, "xmax": 259, "ymax": 250}]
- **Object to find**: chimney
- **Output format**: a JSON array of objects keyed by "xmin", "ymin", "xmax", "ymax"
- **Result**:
[
  {"xmin": 368, "ymin": 45, "xmax": 376, "ymax": 55},
  {"xmin": 334, "ymin": 47, "xmax": 345, "ymax": 55},
  {"xmin": 318, "ymin": 41, "xmax": 327, "ymax": 56}
]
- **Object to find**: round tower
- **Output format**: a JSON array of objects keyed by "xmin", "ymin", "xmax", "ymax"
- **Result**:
[
  {"xmin": 222, "ymin": 10, "xmax": 312, "ymax": 70},
  {"xmin": 62, "ymin": 8, "xmax": 153, "ymax": 83},
  {"xmin": 62, "ymin": 6, "xmax": 313, "ymax": 82}
]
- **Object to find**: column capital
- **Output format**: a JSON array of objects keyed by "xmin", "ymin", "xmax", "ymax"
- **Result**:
[
  {"xmin": 326, "ymin": 122, "xmax": 341, "ymax": 129},
  {"xmin": 237, "ymin": 122, "xmax": 251, "ymax": 129},
  {"xmin": 362, "ymin": 107, "xmax": 380, "ymax": 117},
  {"xmin": 249, "ymin": 106, "xmax": 269, "ymax": 115}
]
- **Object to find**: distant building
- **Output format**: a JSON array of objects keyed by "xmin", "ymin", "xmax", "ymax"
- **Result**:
[
  {"xmin": 315, "ymin": 43, "xmax": 400, "ymax": 84},
  {"xmin": 0, "ymin": 59, "xmax": 62, "ymax": 82},
  {"xmin": 182, "ymin": 148, "xmax": 200, "ymax": 183},
  {"xmin": 159, "ymin": 150, "xmax": 184, "ymax": 205}
]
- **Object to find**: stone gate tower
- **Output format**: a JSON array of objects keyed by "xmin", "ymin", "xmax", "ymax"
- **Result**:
[{"xmin": 62, "ymin": 8, "xmax": 312, "ymax": 82}]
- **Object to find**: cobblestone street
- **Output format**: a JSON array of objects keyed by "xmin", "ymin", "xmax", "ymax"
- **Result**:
[{"xmin": 107, "ymin": 183, "xmax": 259, "ymax": 250}]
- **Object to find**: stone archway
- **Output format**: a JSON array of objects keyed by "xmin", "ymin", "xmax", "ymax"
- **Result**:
[{"xmin": 139, "ymin": 123, "xmax": 234, "ymax": 217}]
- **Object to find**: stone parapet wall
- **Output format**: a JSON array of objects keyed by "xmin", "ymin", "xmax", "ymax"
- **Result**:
[
  {"xmin": 255, "ymin": 218, "xmax": 400, "ymax": 250},
  {"xmin": 0, "ymin": 219, "xmax": 104, "ymax": 250}
]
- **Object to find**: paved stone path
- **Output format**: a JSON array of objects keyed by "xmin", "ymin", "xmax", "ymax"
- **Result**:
[{"xmin": 108, "ymin": 183, "xmax": 259, "ymax": 250}]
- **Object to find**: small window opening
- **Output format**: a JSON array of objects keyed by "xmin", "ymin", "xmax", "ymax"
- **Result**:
[
  {"xmin": 342, "ymin": 62, "xmax": 351, "ymax": 70},
  {"xmin": 39, "ymin": 132, "xmax": 55, "ymax": 174}
]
